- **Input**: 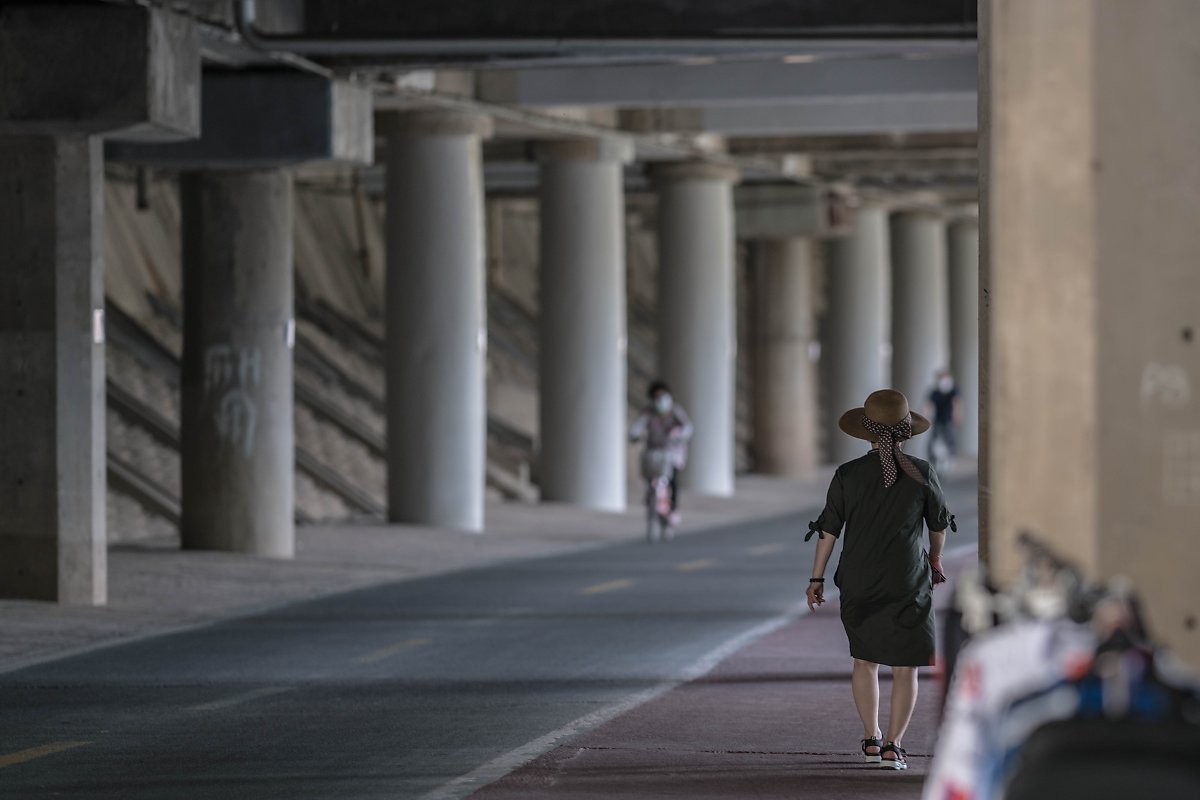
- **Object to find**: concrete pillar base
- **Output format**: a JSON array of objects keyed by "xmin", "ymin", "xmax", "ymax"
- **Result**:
[
  {"xmin": 537, "ymin": 139, "xmax": 631, "ymax": 510},
  {"xmin": 653, "ymin": 161, "xmax": 740, "ymax": 497},
  {"xmin": 890, "ymin": 210, "xmax": 950, "ymax": 412},
  {"xmin": 384, "ymin": 110, "xmax": 491, "ymax": 531},
  {"xmin": 986, "ymin": 0, "xmax": 1200, "ymax": 666},
  {"xmin": 948, "ymin": 214, "xmax": 979, "ymax": 456},
  {"xmin": 752, "ymin": 239, "xmax": 819, "ymax": 479},
  {"xmin": 0, "ymin": 136, "xmax": 106, "ymax": 604},
  {"xmin": 822, "ymin": 206, "xmax": 890, "ymax": 465},
  {"xmin": 180, "ymin": 170, "xmax": 295, "ymax": 558}
]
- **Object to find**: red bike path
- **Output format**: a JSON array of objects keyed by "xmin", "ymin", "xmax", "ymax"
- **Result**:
[{"xmin": 469, "ymin": 548, "xmax": 977, "ymax": 800}]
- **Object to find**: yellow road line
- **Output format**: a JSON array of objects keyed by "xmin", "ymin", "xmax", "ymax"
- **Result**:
[
  {"xmin": 748, "ymin": 543, "xmax": 787, "ymax": 556},
  {"xmin": 579, "ymin": 579, "xmax": 634, "ymax": 596},
  {"xmin": 676, "ymin": 558, "xmax": 716, "ymax": 572},
  {"xmin": 189, "ymin": 686, "xmax": 292, "ymax": 713},
  {"xmin": 357, "ymin": 637, "xmax": 432, "ymax": 665},
  {"xmin": 0, "ymin": 741, "xmax": 90, "ymax": 769}
]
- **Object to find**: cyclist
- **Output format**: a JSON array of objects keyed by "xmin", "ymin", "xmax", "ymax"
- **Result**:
[{"xmin": 629, "ymin": 380, "xmax": 693, "ymax": 527}]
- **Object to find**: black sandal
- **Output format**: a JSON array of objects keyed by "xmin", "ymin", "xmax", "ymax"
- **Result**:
[
  {"xmin": 860, "ymin": 737, "xmax": 882, "ymax": 763},
  {"xmin": 880, "ymin": 742, "xmax": 907, "ymax": 770}
]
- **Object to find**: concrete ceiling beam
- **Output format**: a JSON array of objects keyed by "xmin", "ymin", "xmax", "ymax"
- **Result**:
[
  {"xmin": 0, "ymin": 4, "xmax": 200, "ymax": 140},
  {"xmin": 623, "ymin": 93, "xmax": 976, "ymax": 137},
  {"xmin": 734, "ymin": 184, "xmax": 839, "ymax": 239},
  {"xmin": 479, "ymin": 52, "xmax": 976, "ymax": 108},
  {"xmin": 107, "ymin": 72, "xmax": 373, "ymax": 169}
]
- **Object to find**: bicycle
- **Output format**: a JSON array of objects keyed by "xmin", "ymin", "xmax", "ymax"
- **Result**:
[{"xmin": 640, "ymin": 448, "xmax": 676, "ymax": 543}]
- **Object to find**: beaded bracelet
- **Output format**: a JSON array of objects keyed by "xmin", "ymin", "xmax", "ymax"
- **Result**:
[{"xmin": 809, "ymin": 578, "xmax": 825, "ymax": 583}]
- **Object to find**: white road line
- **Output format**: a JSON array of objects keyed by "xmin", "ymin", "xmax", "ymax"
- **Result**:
[
  {"xmin": 415, "ymin": 599, "xmax": 815, "ymax": 800},
  {"xmin": 188, "ymin": 686, "xmax": 292, "ymax": 713},
  {"xmin": 0, "ymin": 741, "xmax": 91, "ymax": 769},
  {"xmin": 578, "ymin": 579, "xmax": 634, "ymax": 596},
  {"xmin": 358, "ymin": 637, "xmax": 432, "ymax": 665},
  {"xmin": 676, "ymin": 559, "xmax": 716, "ymax": 573},
  {"xmin": 748, "ymin": 543, "xmax": 788, "ymax": 556}
]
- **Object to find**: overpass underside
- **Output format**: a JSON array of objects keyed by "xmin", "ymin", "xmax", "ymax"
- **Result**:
[{"xmin": 0, "ymin": 0, "xmax": 1196, "ymax": 667}]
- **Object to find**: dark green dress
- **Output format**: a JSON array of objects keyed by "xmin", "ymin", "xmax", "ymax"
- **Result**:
[{"xmin": 811, "ymin": 450, "xmax": 952, "ymax": 667}]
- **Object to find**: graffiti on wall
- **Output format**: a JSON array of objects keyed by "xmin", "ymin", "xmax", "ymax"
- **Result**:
[{"xmin": 205, "ymin": 345, "xmax": 261, "ymax": 459}]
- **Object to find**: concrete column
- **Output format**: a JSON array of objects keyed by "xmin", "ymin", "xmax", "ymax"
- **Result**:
[
  {"xmin": 977, "ymin": 0, "xmax": 993, "ymax": 566},
  {"xmin": 752, "ymin": 238, "xmax": 819, "ymax": 478},
  {"xmin": 890, "ymin": 210, "xmax": 950, "ymax": 410},
  {"xmin": 986, "ymin": 0, "xmax": 1200, "ymax": 665},
  {"xmin": 0, "ymin": 136, "xmax": 106, "ymax": 603},
  {"xmin": 653, "ymin": 162, "xmax": 740, "ymax": 496},
  {"xmin": 0, "ymin": 4, "xmax": 197, "ymax": 604},
  {"xmin": 384, "ymin": 110, "xmax": 491, "ymax": 531},
  {"xmin": 822, "ymin": 206, "xmax": 890, "ymax": 465},
  {"xmin": 948, "ymin": 215, "xmax": 980, "ymax": 456},
  {"xmin": 537, "ymin": 139, "xmax": 631, "ymax": 510},
  {"xmin": 180, "ymin": 171, "xmax": 294, "ymax": 557}
]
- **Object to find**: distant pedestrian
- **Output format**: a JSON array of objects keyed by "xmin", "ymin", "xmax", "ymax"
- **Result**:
[
  {"xmin": 924, "ymin": 370, "xmax": 961, "ymax": 468},
  {"xmin": 629, "ymin": 380, "xmax": 693, "ymax": 526},
  {"xmin": 805, "ymin": 389, "xmax": 954, "ymax": 771}
]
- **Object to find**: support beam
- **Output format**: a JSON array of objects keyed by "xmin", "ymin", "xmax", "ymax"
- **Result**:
[
  {"xmin": 180, "ymin": 171, "xmax": 295, "ymax": 557},
  {"xmin": 735, "ymin": 185, "xmax": 840, "ymax": 239},
  {"xmin": 623, "ymin": 95, "xmax": 977, "ymax": 138},
  {"xmin": 0, "ymin": 4, "xmax": 199, "ymax": 140},
  {"xmin": 986, "ymin": 0, "xmax": 1200, "ymax": 666},
  {"xmin": 301, "ymin": 1, "xmax": 976, "ymax": 42},
  {"xmin": 822, "ymin": 206, "xmax": 890, "ymax": 465},
  {"xmin": 890, "ymin": 210, "xmax": 950, "ymax": 413},
  {"xmin": 0, "ymin": 136, "xmax": 106, "ymax": 603},
  {"xmin": 107, "ymin": 72, "xmax": 372, "ymax": 168},
  {"xmin": 948, "ymin": 214, "xmax": 979, "ymax": 456},
  {"xmin": 654, "ymin": 161, "xmax": 740, "ymax": 496},
  {"xmin": 481, "ymin": 53, "xmax": 977, "ymax": 108},
  {"xmin": 537, "ymin": 138, "xmax": 631, "ymax": 511},
  {"xmin": 384, "ymin": 110, "xmax": 492, "ymax": 531},
  {"xmin": 752, "ymin": 239, "xmax": 819, "ymax": 478}
]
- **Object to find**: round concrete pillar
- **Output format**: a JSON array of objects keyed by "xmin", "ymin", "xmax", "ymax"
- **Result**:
[
  {"xmin": 383, "ymin": 110, "xmax": 491, "ymax": 531},
  {"xmin": 948, "ymin": 215, "xmax": 980, "ymax": 456},
  {"xmin": 653, "ymin": 162, "xmax": 740, "ymax": 496},
  {"xmin": 180, "ymin": 170, "xmax": 295, "ymax": 558},
  {"xmin": 752, "ymin": 238, "xmax": 819, "ymax": 478},
  {"xmin": 890, "ymin": 209, "xmax": 950, "ymax": 411},
  {"xmin": 537, "ymin": 139, "xmax": 631, "ymax": 510},
  {"xmin": 822, "ymin": 206, "xmax": 890, "ymax": 465}
]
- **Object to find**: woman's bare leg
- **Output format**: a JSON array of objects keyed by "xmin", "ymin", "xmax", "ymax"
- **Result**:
[
  {"xmin": 885, "ymin": 666, "xmax": 919, "ymax": 745},
  {"xmin": 851, "ymin": 659, "xmax": 882, "ymax": 749}
]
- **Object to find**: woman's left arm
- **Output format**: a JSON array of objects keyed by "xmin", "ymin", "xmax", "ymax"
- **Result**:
[
  {"xmin": 929, "ymin": 528, "xmax": 947, "ymax": 585},
  {"xmin": 929, "ymin": 529, "xmax": 946, "ymax": 561},
  {"xmin": 807, "ymin": 533, "xmax": 837, "ymax": 610}
]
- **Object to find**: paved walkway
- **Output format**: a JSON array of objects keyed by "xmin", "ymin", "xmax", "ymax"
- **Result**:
[
  {"xmin": 3, "ymin": 463, "xmax": 978, "ymax": 799},
  {"xmin": 470, "ymin": 545, "xmax": 978, "ymax": 800},
  {"xmin": 0, "ymin": 472, "xmax": 836, "ymax": 674}
]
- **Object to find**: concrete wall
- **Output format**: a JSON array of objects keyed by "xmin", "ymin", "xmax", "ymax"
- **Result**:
[{"xmin": 987, "ymin": 0, "xmax": 1200, "ymax": 665}]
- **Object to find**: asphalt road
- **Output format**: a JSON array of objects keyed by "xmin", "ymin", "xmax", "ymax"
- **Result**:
[{"xmin": 0, "ymin": 478, "xmax": 977, "ymax": 799}]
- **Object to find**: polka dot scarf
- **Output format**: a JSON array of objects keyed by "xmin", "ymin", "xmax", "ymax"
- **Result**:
[{"xmin": 860, "ymin": 414, "xmax": 926, "ymax": 488}]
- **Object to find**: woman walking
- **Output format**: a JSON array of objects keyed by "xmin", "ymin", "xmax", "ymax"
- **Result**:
[{"xmin": 806, "ymin": 389, "xmax": 954, "ymax": 770}]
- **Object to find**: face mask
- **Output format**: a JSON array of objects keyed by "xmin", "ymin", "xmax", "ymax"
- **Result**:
[
  {"xmin": 938, "ymin": 377, "xmax": 954, "ymax": 393},
  {"xmin": 654, "ymin": 393, "xmax": 673, "ymax": 414}
]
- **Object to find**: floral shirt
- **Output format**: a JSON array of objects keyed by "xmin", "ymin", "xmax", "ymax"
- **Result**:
[{"xmin": 630, "ymin": 405, "xmax": 694, "ymax": 468}]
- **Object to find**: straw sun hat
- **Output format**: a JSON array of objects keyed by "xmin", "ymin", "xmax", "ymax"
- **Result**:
[{"xmin": 838, "ymin": 389, "xmax": 930, "ymax": 442}]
